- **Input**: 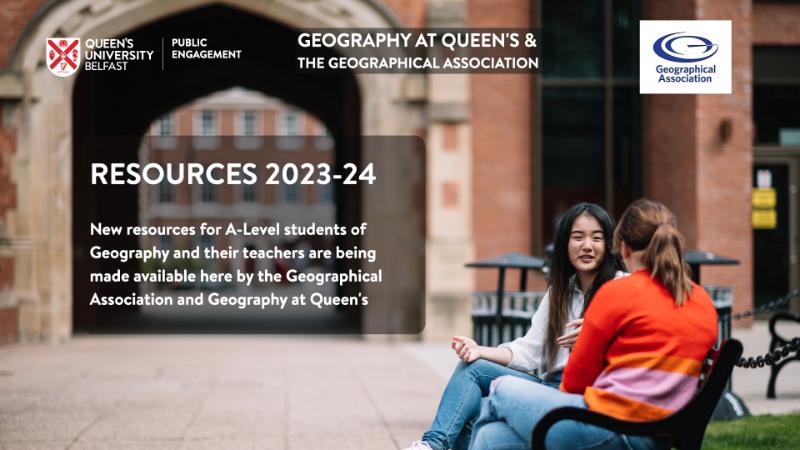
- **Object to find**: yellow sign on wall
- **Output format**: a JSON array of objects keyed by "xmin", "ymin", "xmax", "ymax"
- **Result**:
[
  {"xmin": 752, "ymin": 209, "xmax": 777, "ymax": 230},
  {"xmin": 752, "ymin": 188, "xmax": 777, "ymax": 209}
]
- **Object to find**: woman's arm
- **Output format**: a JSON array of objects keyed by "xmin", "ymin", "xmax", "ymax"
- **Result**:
[
  {"xmin": 495, "ymin": 291, "xmax": 550, "ymax": 372},
  {"xmin": 451, "ymin": 336, "xmax": 513, "ymax": 365},
  {"xmin": 560, "ymin": 321, "xmax": 611, "ymax": 393},
  {"xmin": 560, "ymin": 286, "xmax": 620, "ymax": 393}
]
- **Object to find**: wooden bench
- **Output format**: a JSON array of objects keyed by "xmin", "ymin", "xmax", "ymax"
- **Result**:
[
  {"xmin": 767, "ymin": 312, "xmax": 800, "ymax": 399},
  {"xmin": 531, "ymin": 339, "xmax": 743, "ymax": 450}
]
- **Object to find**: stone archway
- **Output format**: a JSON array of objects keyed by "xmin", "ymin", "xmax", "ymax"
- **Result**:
[{"xmin": 4, "ymin": 0, "xmax": 430, "ymax": 341}]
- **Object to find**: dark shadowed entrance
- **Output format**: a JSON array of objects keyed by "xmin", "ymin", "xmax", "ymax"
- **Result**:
[{"xmin": 72, "ymin": 5, "xmax": 364, "ymax": 333}]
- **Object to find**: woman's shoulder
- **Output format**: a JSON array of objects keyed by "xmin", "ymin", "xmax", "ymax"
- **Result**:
[
  {"xmin": 602, "ymin": 270, "xmax": 637, "ymax": 289},
  {"xmin": 689, "ymin": 282, "xmax": 716, "ymax": 309},
  {"xmin": 593, "ymin": 270, "xmax": 644, "ymax": 302}
]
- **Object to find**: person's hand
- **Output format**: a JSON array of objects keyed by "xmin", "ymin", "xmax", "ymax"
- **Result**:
[
  {"xmin": 556, "ymin": 319, "xmax": 583, "ymax": 348},
  {"xmin": 451, "ymin": 336, "xmax": 481, "ymax": 363}
]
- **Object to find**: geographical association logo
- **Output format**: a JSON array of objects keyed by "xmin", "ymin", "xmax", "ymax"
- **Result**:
[
  {"xmin": 46, "ymin": 38, "xmax": 81, "ymax": 77},
  {"xmin": 653, "ymin": 32, "xmax": 718, "ymax": 63}
]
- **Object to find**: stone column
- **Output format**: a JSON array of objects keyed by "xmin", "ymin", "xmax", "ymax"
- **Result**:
[{"xmin": 423, "ymin": 0, "xmax": 475, "ymax": 341}]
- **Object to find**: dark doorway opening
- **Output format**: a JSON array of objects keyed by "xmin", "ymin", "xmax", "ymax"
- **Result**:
[{"xmin": 72, "ymin": 5, "xmax": 363, "ymax": 333}]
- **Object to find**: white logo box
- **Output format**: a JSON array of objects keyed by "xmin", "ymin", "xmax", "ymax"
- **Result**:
[{"xmin": 640, "ymin": 20, "xmax": 731, "ymax": 94}]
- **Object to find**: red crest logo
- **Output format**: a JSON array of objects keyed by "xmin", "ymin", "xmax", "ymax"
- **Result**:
[{"xmin": 46, "ymin": 38, "xmax": 81, "ymax": 77}]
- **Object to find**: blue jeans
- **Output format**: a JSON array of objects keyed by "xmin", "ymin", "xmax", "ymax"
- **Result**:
[
  {"xmin": 422, "ymin": 359, "xmax": 561, "ymax": 450},
  {"xmin": 469, "ymin": 376, "xmax": 667, "ymax": 450}
]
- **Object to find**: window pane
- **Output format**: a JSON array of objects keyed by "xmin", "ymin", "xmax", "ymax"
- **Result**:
[
  {"xmin": 242, "ymin": 111, "xmax": 257, "ymax": 136},
  {"xmin": 754, "ymin": 47, "xmax": 800, "ymax": 145},
  {"xmin": 613, "ymin": 87, "xmax": 643, "ymax": 218},
  {"xmin": 754, "ymin": 47, "xmax": 800, "ymax": 82},
  {"xmin": 754, "ymin": 86, "xmax": 800, "ymax": 145},
  {"xmin": 542, "ymin": 0, "xmax": 603, "ymax": 79},
  {"xmin": 242, "ymin": 183, "xmax": 257, "ymax": 202},
  {"xmin": 158, "ymin": 113, "xmax": 174, "ymax": 136},
  {"xmin": 613, "ymin": 0, "xmax": 640, "ymax": 79},
  {"xmin": 281, "ymin": 184, "xmax": 300, "ymax": 204},
  {"xmin": 159, "ymin": 235, "xmax": 172, "ymax": 250},
  {"xmin": 542, "ymin": 88, "xmax": 605, "ymax": 242},
  {"xmin": 200, "ymin": 110, "xmax": 216, "ymax": 135},
  {"xmin": 200, "ymin": 171, "xmax": 217, "ymax": 203},
  {"xmin": 158, "ymin": 179, "xmax": 173, "ymax": 203},
  {"xmin": 282, "ymin": 112, "xmax": 300, "ymax": 135},
  {"xmin": 318, "ymin": 183, "xmax": 334, "ymax": 204}
]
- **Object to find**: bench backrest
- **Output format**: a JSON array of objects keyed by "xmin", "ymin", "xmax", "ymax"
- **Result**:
[{"xmin": 669, "ymin": 339, "xmax": 743, "ymax": 448}]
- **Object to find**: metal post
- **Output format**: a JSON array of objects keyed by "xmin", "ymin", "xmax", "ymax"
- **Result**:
[{"xmin": 494, "ymin": 268, "xmax": 506, "ymax": 347}]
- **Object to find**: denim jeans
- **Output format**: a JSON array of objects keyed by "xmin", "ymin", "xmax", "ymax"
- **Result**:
[
  {"xmin": 421, "ymin": 359, "xmax": 561, "ymax": 450},
  {"xmin": 469, "ymin": 376, "xmax": 667, "ymax": 450}
]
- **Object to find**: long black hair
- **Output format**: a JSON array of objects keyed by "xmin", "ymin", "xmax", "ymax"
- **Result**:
[{"xmin": 543, "ymin": 202, "xmax": 621, "ymax": 377}]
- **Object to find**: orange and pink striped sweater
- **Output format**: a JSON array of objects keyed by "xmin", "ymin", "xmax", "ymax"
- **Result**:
[{"xmin": 561, "ymin": 270, "xmax": 718, "ymax": 422}]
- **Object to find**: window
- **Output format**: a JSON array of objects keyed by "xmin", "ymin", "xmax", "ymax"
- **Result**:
[
  {"xmin": 197, "ymin": 110, "xmax": 217, "ymax": 136},
  {"xmin": 157, "ymin": 179, "xmax": 174, "ymax": 203},
  {"xmin": 200, "ymin": 234, "xmax": 215, "ymax": 250},
  {"xmin": 317, "ymin": 183, "xmax": 334, "ymax": 204},
  {"xmin": 199, "ymin": 170, "xmax": 218, "ymax": 203},
  {"xmin": 235, "ymin": 110, "xmax": 262, "ymax": 150},
  {"xmin": 240, "ymin": 110, "xmax": 259, "ymax": 136},
  {"xmin": 538, "ymin": 0, "xmax": 642, "ymax": 245},
  {"xmin": 241, "ymin": 183, "xmax": 258, "ymax": 203},
  {"xmin": 279, "ymin": 111, "xmax": 302, "ymax": 135},
  {"xmin": 194, "ymin": 110, "xmax": 220, "ymax": 149},
  {"xmin": 159, "ymin": 235, "xmax": 172, "ymax": 251},
  {"xmin": 157, "ymin": 113, "xmax": 174, "ymax": 136},
  {"xmin": 754, "ymin": 47, "xmax": 800, "ymax": 146},
  {"xmin": 315, "ymin": 125, "xmax": 334, "ymax": 151},
  {"xmin": 277, "ymin": 111, "xmax": 304, "ymax": 150},
  {"xmin": 2, "ymin": 102, "xmax": 15, "ymax": 129},
  {"xmin": 279, "ymin": 183, "xmax": 300, "ymax": 204},
  {"xmin": 200, "ymin": 183, "xmax": 217, "ymax": 203}
]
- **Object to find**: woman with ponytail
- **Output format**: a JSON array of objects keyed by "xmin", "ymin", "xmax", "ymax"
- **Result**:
[{"xmin": 469, "ymin": 199, "xmax": 718, "ymax": 450}]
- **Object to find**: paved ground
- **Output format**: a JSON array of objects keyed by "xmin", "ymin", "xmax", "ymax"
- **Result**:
[
  {"xmin": 0, "ymin": 336, "xmax": 446, "ymax": 450},
  {"xmin": 0, "ymin": 320, "xmax": 798, "ymax": 449}
]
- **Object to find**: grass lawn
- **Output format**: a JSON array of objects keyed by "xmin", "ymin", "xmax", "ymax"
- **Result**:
[{"xmin": 702, "ymin": 414, "xmax": 800, "ymax": 450}]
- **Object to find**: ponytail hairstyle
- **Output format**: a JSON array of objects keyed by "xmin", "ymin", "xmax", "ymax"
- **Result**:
[
  {"xmin": 613, "ymin": 199, "xmax": 693, "ymax": 305},
  {"xmin": 543, "ymin": 203, "xmax": 621, "ymax": 378}
]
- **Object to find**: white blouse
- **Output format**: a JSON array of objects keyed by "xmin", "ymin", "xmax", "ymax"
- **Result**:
[{"xmin": 498, "ymin": 271, "xmax": 626, "ymax": 378}]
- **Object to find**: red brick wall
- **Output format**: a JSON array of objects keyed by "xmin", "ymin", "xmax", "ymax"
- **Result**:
[
  {"xmin": 696, "ymin": 0, "xmax": 754, "ymax": 326},
  {"xmin": 0, "ymin": 0, "xmax": 48, "ymax": 68},
  {"xmin": 469, "ymin": 0, "xmax": 533, "ymax": 291},
  {"xmin": 0, "ymin": 308, "xmax": 16, "ymax": 345},
  {"xmin": 0, "ymin": 128, "xmax": 16, "ymax": 219},
  {"xmin": 1, "ymin": 121, "xmax": 17, "ymax": 344},
  {"xmin": 645, "ymin": 0, "xmax": 754, "ymax": 325},
  {"xmin": 0, "ymin": 0, "xmax": 38, "ymax": 345},
  {"xmin": 383, "ymin": 0, "xmax": 427, "ymax": 28},
  {"xmin": 0, "ymin": 253, "xmax": 12, "ymax": 290},
  {"xmin": 753, "ymin": 2, "xmax": 800, "ymax": 45},
  {"xmin": 643, "ymin": 1, "xmax": 700, "ymax": 245}
]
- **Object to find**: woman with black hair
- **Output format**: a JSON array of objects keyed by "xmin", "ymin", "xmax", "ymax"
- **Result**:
[{"xmin": 403, "ymin": 203, "xmax": 624, "ymax": 450}]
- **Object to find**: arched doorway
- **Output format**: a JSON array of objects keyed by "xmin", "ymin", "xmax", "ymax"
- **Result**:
[{"xmin": 8, "ymin": 0, "xmax": 425, "ymax": 340}]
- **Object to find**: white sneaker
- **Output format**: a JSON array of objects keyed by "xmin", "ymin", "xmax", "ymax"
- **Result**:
[{"xmin": 401, "ymin": 441, "xmax": 433, "ymax": 450}]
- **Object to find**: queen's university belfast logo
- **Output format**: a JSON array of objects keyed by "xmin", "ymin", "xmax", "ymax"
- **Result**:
[{"xmin": 46, "ymin": 38, "xmax": 81, "ymax": 77}]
